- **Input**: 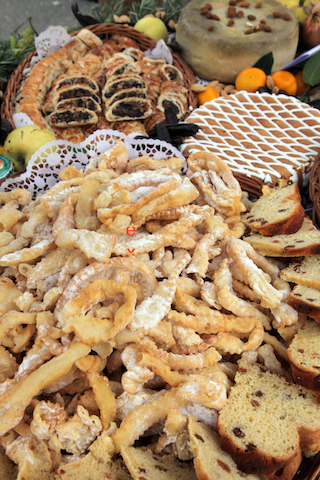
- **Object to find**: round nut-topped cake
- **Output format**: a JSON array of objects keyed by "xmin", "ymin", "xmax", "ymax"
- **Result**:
[{"xmin": 175, "ymin": 0, "xmax": 299, "ymax": 83}]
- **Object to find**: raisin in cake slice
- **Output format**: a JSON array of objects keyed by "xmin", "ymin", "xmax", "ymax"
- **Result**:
[
  {"xmin": 286, "ymin": 284, "xmax": 320, "ymax": 322},
  {"xmin": 187, "ymin": 416, "xmax": 266, "ymax": 479},
  {"xmin": 120, "ymin": 446, "xmax": 198, "ymax": 480},
  {"xmin": 287, "ymin": 318, "xmax": 320, "ymax": 401},
  {"xmin": 217, "ymin": 359, "xmax": 320, "ymax": 478},
  {"xmin": 241, "ymin": 183, "xmax": 305, "ymax": 236},
  {"xmin": 244, "ymin": 219, "xmax": 320, "ymax": 257},
  {"xmin": 280, "ymin": 255, "xmax": 320, "ymax": 290}
]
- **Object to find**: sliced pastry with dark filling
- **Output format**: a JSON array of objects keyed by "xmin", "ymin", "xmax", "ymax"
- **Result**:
[
  {"xmin": 54, "ymin": 84, "xmax": 100, "ymax": 103},
  {"xmin": 159, "ymin": 64, "xmax": 185, "ymax": 83},
  {"xmin": 157, "ymin": 92, "xmax": 188, "ymax": 120},
  {"xmin": 49, "ymin": 107, "xmax": 98, "ymax": 127},
  {"xmin": 102, "ymin": 74, "xmax": 146, "ymax": 101},
  {"xmin": 55, "ymin": 76, "xmax": 99, "ymax": 92},
  {"xmin": 56, "ymin": 96, "xmax": 102, "ymax": 113},
  {"xmin": 105, "ymin": 88, "xmax": 148, "ymax": 109},
  {"xmin": 105, "ymin": 97, "xmax": 152, "ymax": 122}
]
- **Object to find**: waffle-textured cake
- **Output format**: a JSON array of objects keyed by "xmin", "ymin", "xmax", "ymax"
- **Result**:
[{"xmin": 181, "ymin": 92, "xmax": 320, "ymax": 196}]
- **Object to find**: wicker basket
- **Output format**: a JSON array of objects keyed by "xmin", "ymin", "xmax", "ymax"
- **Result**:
[
  {"xmin": 0, "ymin": 23, "xmax": 197, "ymax": 129},
  {"xmin": 309, "ymin": 152, "xmax": 320, "ymax": 229}
]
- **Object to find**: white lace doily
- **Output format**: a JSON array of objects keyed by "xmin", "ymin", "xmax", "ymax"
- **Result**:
[
  {"xmin": 144, "ymin": 39, "xmax": 173, "ymax": 64},
  {"xmin": 0, "ymin": 131, "xmax": 184, "ymax": 199},
  {"xmin": 24, "ymin": 26, "xmax": 73, "ymax": 74}
]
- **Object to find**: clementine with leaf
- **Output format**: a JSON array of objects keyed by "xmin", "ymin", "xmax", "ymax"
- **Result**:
[
  {"xmin": 271, "ymin": 70, "xmax": 298, "ymax": 95},
  {"xmin": 235, "ymin": 67, "xmax": 267, "ymax": 93},
  {"xmin": 197, "ymin": 86, "xmax": 220, "ymax": 105},
  {"xmin": 294, "ymin": 70, "xmax": 308, "ymax": 96}
]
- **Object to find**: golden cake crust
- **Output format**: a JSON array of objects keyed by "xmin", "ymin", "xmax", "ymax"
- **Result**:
[{"xmin": 176, "ymin": 0, "xmax": 299, "ymax": 83}]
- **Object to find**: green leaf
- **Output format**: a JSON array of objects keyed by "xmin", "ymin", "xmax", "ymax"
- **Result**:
[
  {"xmin": 252, "ymin": 52, "xmax": 274, "ymax": 75},
  {"xmin": 129, "ymin": 0, "xmax": 158, "ymax": 24},
  {"xmin": 303, "ymin": 51, "xmax": 320, "ymax": 87},
  {"xmin": 90, "ymin": 0, "xmax": 127, "ymax": 23}
]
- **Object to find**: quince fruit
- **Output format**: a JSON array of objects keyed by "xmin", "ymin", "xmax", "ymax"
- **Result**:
[
  {"xmin": 4, "ymin": 125, "xmax": 56, "ymax": 172},
  {"xmin": 134, "ymin": 16, "xmax": 168, "ymax": 43},
  {"xmin": 276, "ymin": 0, "xmax": 299, "ymax": 8},
  {"xmin": 293, "ymin": 6, "xmax": 308, "ymax": 22}
]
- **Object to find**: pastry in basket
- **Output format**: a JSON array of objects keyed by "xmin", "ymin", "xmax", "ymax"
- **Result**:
[
  {"xmin": 102, "ymin": 74, "xmax": 147, "ymax": 102},
  {"xmin": 43, "ymin": 75, "xmax": 100, "ymax": 115},
  {"xmin": 157, "ymin": 92, "xmax": 188, "ymax": 120},
  {"xmin": 145, "ymin": 104, "xmax": 166, "ymax": 132},
  {"xmin": 112, "ymin": 120, "xmax": 147, "ymax": 136},
  {"xmin": 90, "ymin": 41, "xmax": 121, "ymax": 60},
  {"xmin": 137, "ymin": 56, "xmax": 167, "ymax": 73},
  {"xmin": 14, "ymin": 29, "xmax": 102, "ymax": 112},
  {"xmin": 104, "ymin": 52, "xmax": 142, "ymax": 77},
  {"xmin": 105, "ymin": 88, "xmax": 148, "ymax": 109},
  {"xmin": 159, "ymin": 64, "xmax": 185, "ymax": 83},
  {"xmin": 105, "ymin": 97, "xmax": 153, "ymax": 122},
  {"xmin": 12, "ymin": 28, "xmax": 193, "ymax": 142},
  {"xmin": 55, "ymin": 76, "xmax": 99, "ymax": 93},
  {"xmin": 142, "ymin": 72, "xmax": 162, "ymax": 94},
  {"xmin": 52, "ymin": 125, "xmax": 87, "ymax": 143},
  {"xmin": 49, "ymin": 107, "xmax": 99, "ymax": 128},
  {"xmin": 123, "ymin": 46, "xmax": 145, "ymax": 62},
  {"xmin": 56, "ymin": 96, "xmax": 102, "ymax": 113},
  {"xmin": 54, "ymin": 84, "xmax": 100, "ymax": 104}
]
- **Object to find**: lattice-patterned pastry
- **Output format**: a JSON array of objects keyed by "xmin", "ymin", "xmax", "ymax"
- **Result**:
[{"xmin": 181, "ymin": 92, "xmax": 320, "ymax": 194}]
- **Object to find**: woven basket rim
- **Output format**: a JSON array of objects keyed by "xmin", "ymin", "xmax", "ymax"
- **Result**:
[
  {"xmin": 1, "ymin": 23, "xmax": 197, "ymax": 129},
  {"xmin": 309, "ymin": 151, "xmax": 320, "ymax": 229}
]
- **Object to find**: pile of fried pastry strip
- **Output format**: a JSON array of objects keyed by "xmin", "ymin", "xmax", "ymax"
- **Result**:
[{"xmin": 0, "ymin": 142, "xmax": 310, "ymax": 480}]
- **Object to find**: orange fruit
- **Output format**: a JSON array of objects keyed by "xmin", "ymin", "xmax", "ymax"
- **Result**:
[
  {"xmin": 271, "ymin": 70, "xmax": 298, "ymax": 96},
  {"xmin": 294, "ymin": 70, "xmax": 308, "ymax": 96},
  {"xmin": 197, "ymin": 86, "xmax": 220, "ymax": 105},
  {"xmin": 235, "ymin": 67, "xmax": 267, "ymax": 93}
]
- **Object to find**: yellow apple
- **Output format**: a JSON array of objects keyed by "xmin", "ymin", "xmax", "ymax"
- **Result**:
[
  {"xmin": 134, "ymin": 17, "xmax": 168, "ymax": 43},
  {"xmin": 276, "ymin": 0, "xmax": 299, "ymax": 8},
  {"xmin": 293, "ymin": 6, "xmax": 308, "ymax": 23},
  {"xmin": 4, "ymin": 125, "xmax": 56, "ymax": 172}
]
